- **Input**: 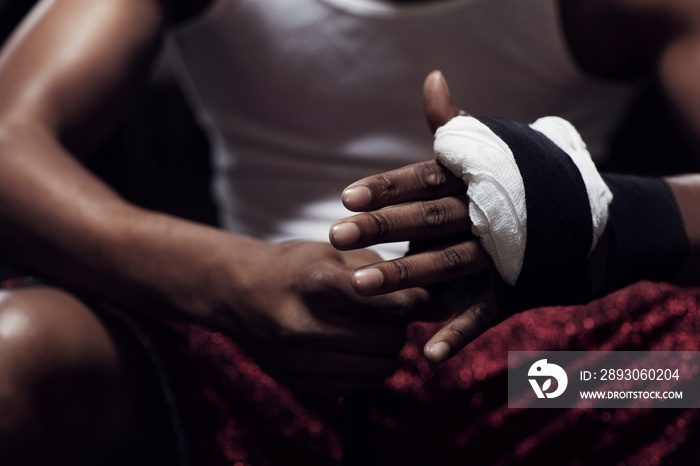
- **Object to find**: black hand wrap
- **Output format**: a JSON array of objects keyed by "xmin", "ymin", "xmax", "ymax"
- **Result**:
[
  {"xmin": 477, "ymin": 117, "xmax": 595, "ymax": 311},
  {"xmin": 433, "ymin": 115, "xmax": 690, "ymax": 314},
  {"xmin": 600, "ymin": 174, "xmax": 689, "ymax": 294}
]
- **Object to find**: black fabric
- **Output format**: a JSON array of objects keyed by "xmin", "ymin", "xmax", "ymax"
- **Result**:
[
  {"xmin": 477, "ymin": 117, "xmax": 593, "ymax": 311},
  {"xmin": 601, "ymin": 174, "xmax": 689, "ymax": 293}
]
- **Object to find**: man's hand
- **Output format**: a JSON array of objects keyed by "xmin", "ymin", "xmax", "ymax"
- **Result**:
[
  {"xmin": 330, "ymin": 72, "xmax": 500, "ymax": 365},
  {"xmin": 212, "ymin": 240, "xmax": 448, "ymax": 395},
  {"xmin": 329, "ymin": 160, "xmax": 499, "ymax": 365},
  {"xmin": 331, "ymin": 161, "xmax": 492, "ymax": 293}
]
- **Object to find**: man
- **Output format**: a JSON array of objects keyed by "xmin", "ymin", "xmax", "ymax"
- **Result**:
[{"xmin": 0, "ymin": 0, "xmax": 698, "ymax": 464}]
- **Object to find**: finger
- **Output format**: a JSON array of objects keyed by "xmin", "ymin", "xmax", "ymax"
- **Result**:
[
  {"xmin": 337, "ymin": 286, "xmax": 453, "ymax": 324},
  {"xmin": 341, "ymin": 160, "xmax": 464, "ymax": 212},
  {"xmin": 334, "ymin": 256, "xmax": 455, "ymax": 323},
  {"xmin": 423, "ymin": 70, "xmax": 462, "ymax": 134},
  {"xmin": 423, "ymin": 280, "xmax": 498, "ymax": 365},
  {"xmin": 351, "ymin": 241, "xmax": 493, "ymax": 296},
  {"xmin": 330, "ymin": 196, "xmax": 470, "ymax": 250},
  {"xmin": 277, "ymin": 348, "xmax": 399, "ymax": 381},
  {"xmin": 305, "ymin": 260, "xmax": 452, "ymax": 324}
]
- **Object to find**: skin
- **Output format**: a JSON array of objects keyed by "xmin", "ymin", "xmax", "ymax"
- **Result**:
[
  {"xmin": 0, "ymin": 0, "xmax": 445, "ymax": 462},
  {"xmin": 0, "ymin": 0, "xmax": 446, "ymax": 384},
  {"xmin": 0, "ymin": 286, "xmax": 176, "ymax": 465},
  {"xmin": 0, "ymin": 0, "xmax": 698, "ymax": 462},
  {"xmin": 330, "ymin": 1, "xmax": 700, "ymax": 364}
]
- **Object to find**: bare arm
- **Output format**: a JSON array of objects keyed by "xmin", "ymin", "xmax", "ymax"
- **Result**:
[
  {"xmin": 659, "ymin": 32, "xmax": 700, "ymax": 283},
  {"xmin": 0, "ymin": 0, "xmax": 239, "ymax": 322},
  {"xmin": 0, "ymin": 0, "xmax": 439, "ymax": 393}
]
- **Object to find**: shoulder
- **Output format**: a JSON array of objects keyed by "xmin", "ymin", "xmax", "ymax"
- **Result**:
[
  {"xmin": 610, "ymin": 0, "xmax": 700, "ymax": 23},
  {"xmin": 611, "ymin": 0, "xmax": 700, "ymax": 48},
  {"xmin": 561, "ymin": 0, "xmax": 700, "ymax": 79}
]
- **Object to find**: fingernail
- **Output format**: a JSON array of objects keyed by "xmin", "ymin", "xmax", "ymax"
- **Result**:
[
  {"xmin": 353, "ymin": 268, "xmax": 384, "ymax": 293},
  {"xmin": 436, "ymin": 70, "xmax": 451, "ymax": 96},
  {"xmin": 427, "ymin": 341, "xmax": 450, "ymax": 364},
  {"xmin": 331, "ymin": 222, "xmax": 361, "ymax": 246},
  {"xmin": 342, "ymin": 185, "xmax": 372, "ymax": 209}
]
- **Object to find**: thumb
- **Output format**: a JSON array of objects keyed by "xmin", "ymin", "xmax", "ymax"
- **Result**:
[
  {"xmin": 423, "ymin": 70, "xmax": 461, "ymax": 134},
  {"xmin": 423, "ymin": 276, "xmax": 498, "ymax": 365}
]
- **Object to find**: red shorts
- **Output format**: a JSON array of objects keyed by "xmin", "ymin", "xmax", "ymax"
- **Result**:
[
  {"xmin": 136, "ymin": 281, "xmax": 700, "ymax": 466},
  {"xmin": 4, "ymin": 274, "xmax": 698, "ymax": 465}
]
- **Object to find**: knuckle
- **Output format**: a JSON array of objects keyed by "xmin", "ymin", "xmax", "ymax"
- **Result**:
[
  {"xmin": 418, "ymin": 200, "xmax": 448, "ymax": 232},
  {"xmin": 388, "ymin": 259, "xmax": 415, "ymax": 287},
  {"xmin": 377, "ymin": 174, "xmax": 398, "ymax": 200},
  {"xmin": 417, "ymin": 161, "xmax": 447, "ymax": 191},
  {"xmin": 299, "ymin": 261, "xmax": 340, "ymax": 295},
  {"xmin": 473, "ymin": 301, "xmax": 499, "ymax": 329},
  {"xmin": 368, "ymin": 211, "xmax": 392, "ymax": 240},
  {"xmin": 463, "ymin": 303, "xmax": 498, "ymax": 339},
  {"xmin": 0, "ymin": 303, "xmax": 35, "ymax": 346},
  {"xmin": 437, "ymin": 245, "xmax": 473, "ymax": 275},
  {"xmin": 274, "ymin": 313, "xmax": 318, "ymax": 348},
  {"xmin": 444, "ymin": 323, "xmax": 468, "ymax": 346},
  {"xmin": 305, "ymin": 264, "xmax": 335, "ymax": 287}
]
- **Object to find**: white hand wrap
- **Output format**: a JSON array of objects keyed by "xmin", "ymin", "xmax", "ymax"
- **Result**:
[{"xmin": 434, "ymin": 115, "xmax": 612, "ymax": 290}]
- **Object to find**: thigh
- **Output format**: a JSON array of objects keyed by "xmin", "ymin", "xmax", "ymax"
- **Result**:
[{"xmin": 0, "ymin": 285, "xmax": 178, "ymax": 466}]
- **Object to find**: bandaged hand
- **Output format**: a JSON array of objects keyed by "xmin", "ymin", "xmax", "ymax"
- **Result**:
[
  {"xmin": 330, "ymin": 114, "xmax": 611, "ymax": 363},
  {"xmin": 428, "ymin": 113, "xmax": 688, "ymax": 307},
  {"xmin": 330, "ymin": 72, "xmax": 688, "ymax": 364},
  {"xmin": 330, "ymin": 72, "xmax": 612, "ymax": 364},
  {"xmin": 433, "ymin": 114, "xmax": 612, "ymax": 310}
]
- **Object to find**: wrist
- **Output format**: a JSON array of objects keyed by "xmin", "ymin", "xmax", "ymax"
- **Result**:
[
  {"xmin": 661, "ymin": 175, "xmax": 700, "ymax": 284},
  {"xmin": 589, "ymin": 226, "xmax": 610, "ymax": 296},
  {"xmin": 599, "ymin": 174, "xmax": 689, "ymax": 293},
  {"xmin": 83, "ymin": 205, "xmax": 266, "ymax": 327},
  {"xmin": 194, "ymin": 233, "xmax": 271, "ymax": 331}
]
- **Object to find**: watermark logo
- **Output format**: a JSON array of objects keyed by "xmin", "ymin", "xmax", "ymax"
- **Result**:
[{"xmin": 528, "ymin": 359, "xmax": 568, "ymax": 399}]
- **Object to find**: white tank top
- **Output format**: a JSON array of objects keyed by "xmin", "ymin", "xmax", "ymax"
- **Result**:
[{"xmin": 169, "ymin": 0, "xmax": 635, "ymax": 258}]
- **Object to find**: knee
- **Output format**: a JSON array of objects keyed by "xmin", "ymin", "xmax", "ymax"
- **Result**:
[
  {"xmin": 0, "ymin": 286, "xmax": 128, "ymax": 460},
  {"xmin": 0, "ymin": 285, "xmax": 124, "ymax": 388}
]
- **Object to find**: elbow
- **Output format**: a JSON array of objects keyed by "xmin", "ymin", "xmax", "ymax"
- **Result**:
[{"xmin": 0, "ymin": 112, "xmax": 62, "ymax": 159}]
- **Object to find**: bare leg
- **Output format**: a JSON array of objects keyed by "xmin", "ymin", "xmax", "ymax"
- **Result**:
[{"xmin": 0, "ymin": 285, "xmax": 177, "ymax": 466}]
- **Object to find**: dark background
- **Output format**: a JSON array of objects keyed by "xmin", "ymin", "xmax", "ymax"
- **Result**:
[{"xmin": 1, "ymin": 0, "xmax": 697, "ymax": 231}]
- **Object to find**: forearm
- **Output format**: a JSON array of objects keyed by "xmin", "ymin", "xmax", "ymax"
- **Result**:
[
  {"xmin": 665, "ymin": 174, "xmax": 700, "ymax": 284},
  {"xmin": 0, "ymin": 121, "xmax": 254, "ymax": 324},
  {"xmin": 660, "ymin": 33, "xmax": 700, "ymax": 160},
  {"xmin": 660, "ymin": 35, "xmax": 700, "ymax": 282}
]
